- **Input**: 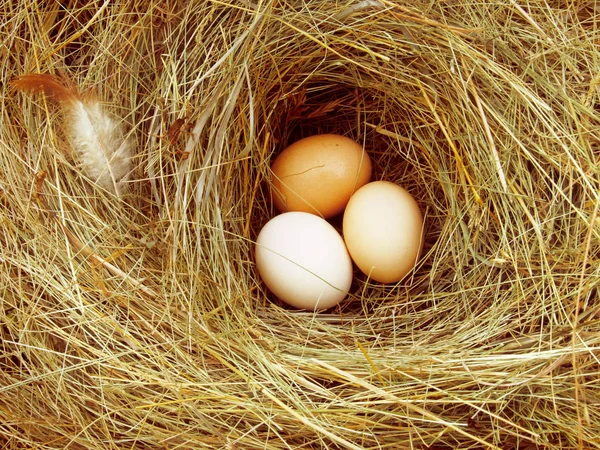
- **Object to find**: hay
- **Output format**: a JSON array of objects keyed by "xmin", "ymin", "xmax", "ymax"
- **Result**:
[{"xmin": 1, "ymin": 0, "xmax": 599, "ymax": 448}]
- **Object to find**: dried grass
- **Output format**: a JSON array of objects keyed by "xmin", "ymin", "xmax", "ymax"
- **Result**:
[{"xmin": 1, "ymin": 0, "xmax": 600, "ymax": 449}]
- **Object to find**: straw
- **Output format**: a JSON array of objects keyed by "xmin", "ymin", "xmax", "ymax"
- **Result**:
[{"xmin": 1, "ymin": 0, "xmax": 599, "ymax": 448}]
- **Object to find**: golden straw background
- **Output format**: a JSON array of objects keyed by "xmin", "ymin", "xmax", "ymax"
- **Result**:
[{"xmin": 1, "ymin": 1, "xmax": 600, "ymax": 448}]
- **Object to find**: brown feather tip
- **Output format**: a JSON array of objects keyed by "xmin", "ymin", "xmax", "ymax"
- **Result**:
[{"xmin": 11, "ymin": 73, "xmax": 79, "ymax": 103}]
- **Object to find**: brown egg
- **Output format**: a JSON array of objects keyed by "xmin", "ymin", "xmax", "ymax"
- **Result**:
[{"xmin": 270, "ymin": 134, "xmax": 372, "ymax": 218}]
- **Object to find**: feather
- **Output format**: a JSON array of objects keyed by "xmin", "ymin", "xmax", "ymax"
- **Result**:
[
  {"xmin": 12, "ymin": 73, "xmax": 132, "ymax": 196},
  {"xmin": 66, "ymin": 98, "xmax": 132, "ymax": 195},
  {"xmin": 11, "ymin": 73, "xmax": 79, "ymax": 103}
]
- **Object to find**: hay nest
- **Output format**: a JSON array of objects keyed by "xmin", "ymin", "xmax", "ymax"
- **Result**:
[{"xmin": 1, "ymin": 1, "xmax": 599, "ymax": 449}]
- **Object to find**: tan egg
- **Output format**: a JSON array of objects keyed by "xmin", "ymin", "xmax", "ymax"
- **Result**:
[
  {"xmin": 343, "ymin": 181, "xmax": 423, "ymax": 284},
  {"xmin": 270, "ymin": 134, "xmax": 372, "ymax": 219}
]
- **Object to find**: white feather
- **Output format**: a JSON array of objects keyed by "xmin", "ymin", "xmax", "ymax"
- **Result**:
[
  {"xmin": 67, "ymin": 99, "xmax": 132, "ymax": 196},
  {"xmin": 12, "ymin": 74, "xmax": 133, "ymax": 195}
]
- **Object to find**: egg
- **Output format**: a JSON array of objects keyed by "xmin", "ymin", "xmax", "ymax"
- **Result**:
[
  {"xmin": 255, "ymin": 212, "xmax": 352, "ymax": 310},
  {"xmin": 343, "ymin": 181, "xmax": 423, "ymax": 284},
  {"xmin": 270, "ymin": 134, "xmax": 372, "ymax": 219}
]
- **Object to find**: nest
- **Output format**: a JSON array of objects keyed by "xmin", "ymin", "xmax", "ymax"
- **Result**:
[{"xmin": 1, "ymin": 1, "xmax": 600, "ymax": 449}]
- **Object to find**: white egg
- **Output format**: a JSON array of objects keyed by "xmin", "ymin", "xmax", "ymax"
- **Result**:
[{"xmin": 255, "ymin": 212, "xmax": 352, "ymax": 310}]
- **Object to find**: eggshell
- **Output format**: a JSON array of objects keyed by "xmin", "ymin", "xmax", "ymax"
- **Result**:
[
  {"xmin": 255, "ymin": 212, "xmax": 353, "ymax": 310},
  {"xmin": 270, "ymin": 134, "xmax": 372, "ymax": 218},
  {"xmin": 343, "ymin": 181, "xmax": 423, "ymax": 284}
]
